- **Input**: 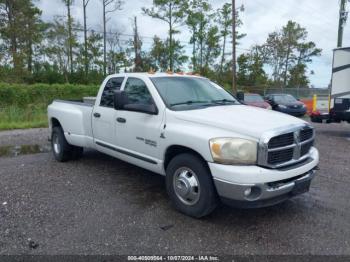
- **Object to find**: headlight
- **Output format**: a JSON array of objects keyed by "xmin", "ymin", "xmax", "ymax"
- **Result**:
[
  {"xmin": 278, "ymin": 104, "xmax": 287, "ymax": 109},
  {"xmin": 209, "ymin": 138, "xmax": 257, "ymax": 165}
]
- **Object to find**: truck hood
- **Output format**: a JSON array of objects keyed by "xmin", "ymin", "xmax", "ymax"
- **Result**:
[{"xmin": 173, "ymin": 105, "xmax": 306, "ymax": 139}]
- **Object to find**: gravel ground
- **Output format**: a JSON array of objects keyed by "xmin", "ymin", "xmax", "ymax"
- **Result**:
[
  {"xmin": 0, "ymin": 123, "xmax": 349, "ymax": 255},
  {"xmin": 0, "ymin": 128, "xmax": 50, "ymax": 147}
]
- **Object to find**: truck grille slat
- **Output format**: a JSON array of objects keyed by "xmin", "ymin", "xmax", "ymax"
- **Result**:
[
  {"xmin": 268, "ymin": 133, "xmax": 294, "ymax": 149},
  {"xmin": 268, "ymin": 148, "xmax": 294, "ymax": 164},
  {"xmin": 301, "ymin": 141, "xmax": 314, "ymax": 156},
  {"xmin": 300, "ymin": 128, "xmax": 313, "ymax": 142}
]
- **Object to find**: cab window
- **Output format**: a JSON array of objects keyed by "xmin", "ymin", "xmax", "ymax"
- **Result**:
[
  {"xmin": 100, "ymin": 77, "xmax": 124, "ymax": 107},
  {"xmin": 124, "ymin": 78, "xmax": 153, "ymax": 105}
]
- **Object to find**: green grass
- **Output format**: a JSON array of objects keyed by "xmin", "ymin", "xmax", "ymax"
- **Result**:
[
  {"xmin": 0, "ymin": 83, "xmax": 99, "ymax": 130},
  {"xmin": 0, "ymin": 121, "xmax": 47, "ymax": 130},
  {"xmin": 0, "ymin": 104, "xmax": 48, "ymax": 130}
]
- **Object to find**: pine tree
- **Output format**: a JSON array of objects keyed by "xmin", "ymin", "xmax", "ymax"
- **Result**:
[{"xmin": 142, "ymin": 0, "xmax": 187, "ymax": 71}]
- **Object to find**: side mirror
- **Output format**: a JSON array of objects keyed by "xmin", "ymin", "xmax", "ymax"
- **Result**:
[
  {"xmin": 114, "ymin": 90, "xmax": 128, "ymax": 110},
  {"xmin": 114, "ymin": 90, "xmax": 158, "ymax": 115},
  {"xmin": 236, "ymin": 91, "xmax": 245, "ymax": 102}
]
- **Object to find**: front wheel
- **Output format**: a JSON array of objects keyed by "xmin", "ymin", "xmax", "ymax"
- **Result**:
[{"xmin": 166, "ymin": 153, "xmax": 218, "ymax": 218}]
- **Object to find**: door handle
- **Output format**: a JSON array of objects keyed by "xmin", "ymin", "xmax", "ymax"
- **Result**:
[
  {"xmin": 117, "ymin": 117, "xmax": 126, "ymax": 123},
  {"xmin": 93, "ymin": 112, "xmax": 101, "ymax": 118}
]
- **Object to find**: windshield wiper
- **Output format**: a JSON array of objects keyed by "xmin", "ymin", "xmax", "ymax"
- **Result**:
[
  {"xmin": 170, "ymin": 100, "xmax": 209, "ymax": 107},
  {"xmin": 211, "ymin": 99, "xmax": 237, "ymax": 104}
]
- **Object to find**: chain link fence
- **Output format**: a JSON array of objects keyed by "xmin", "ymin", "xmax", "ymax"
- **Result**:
[
  {"xmin": 239, "ymin": 86, "xmax": 330, "ymax": 100},
  {"xmin": 238, "ymin": 86, "xmax": 330, "ymax": 111}
]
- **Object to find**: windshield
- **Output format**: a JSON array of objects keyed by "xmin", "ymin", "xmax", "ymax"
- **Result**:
[
  {"xmin": 150, "ymin": 77, "xmax": 238, "ymax": 110},
  {"xmin": 244, "ymin": 94, "xmax": 264, "ymax": 103},
  {"xmin": 273, "ymin": 94, "xmax": 298, "ymax": 104}
]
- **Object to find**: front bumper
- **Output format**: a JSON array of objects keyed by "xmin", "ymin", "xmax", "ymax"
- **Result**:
[{"xmin": 209, "ymin": 147, "xmax": 319, "ymax": 208}]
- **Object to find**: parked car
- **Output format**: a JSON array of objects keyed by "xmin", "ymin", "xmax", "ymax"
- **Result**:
[
  {"xmin": 265, "ymin": 94, "xmax": 307, "ymax": 117},
  {"xmin": 242, "ymin": 93, "xmax": 272, "ymax": 109},
  {"xmin": 48, "ymin": 73, "xmax": 319, "ymax": 218}
]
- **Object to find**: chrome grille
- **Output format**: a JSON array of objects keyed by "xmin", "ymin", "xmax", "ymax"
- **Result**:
[{"xmin": 258, "ymin": 124, "xmax": 315, "ymax": 168}]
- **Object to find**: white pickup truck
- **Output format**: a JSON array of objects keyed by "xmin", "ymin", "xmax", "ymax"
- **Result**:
[{"xmin": 48, "ymin": 73, "xmax": 319, "ymax": 217}]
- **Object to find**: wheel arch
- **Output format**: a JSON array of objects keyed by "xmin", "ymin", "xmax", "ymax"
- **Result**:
[
  {"xmin": 164, "ymin": 145, "xmax": 209, "ymax": 171},
  {"xmin": 50, "ymin": 117, "xmax": 63, "ymax": 130}
]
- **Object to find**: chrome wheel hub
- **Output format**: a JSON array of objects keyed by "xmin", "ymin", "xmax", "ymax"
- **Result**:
[
  {"xmin": 173, "ymin": 167, "xmax": 200, "ymax": 206},
  {"xmin": 53, "ymin": 134, "xmax": 61, "ymax": 155}
]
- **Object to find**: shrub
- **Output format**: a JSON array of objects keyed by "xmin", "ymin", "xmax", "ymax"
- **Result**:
[
  {"xmin": 0, "ymin": 83, "xmax": 99, "ymax": 108},
  {"xmin": 0, "ymin": 83, "xmax": 99, "ymax": 130}
]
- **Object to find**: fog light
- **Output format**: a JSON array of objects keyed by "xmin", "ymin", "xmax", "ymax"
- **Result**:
[
  {"xmin": 244, "ymin": 188, "xmax": 252, "ymax": 196},
  {"xmin": 244, "ymin": 186, "xmax": 262, "ymax": 200}
]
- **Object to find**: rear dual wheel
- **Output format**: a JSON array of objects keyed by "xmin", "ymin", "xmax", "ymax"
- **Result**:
[{"xmin": 51, "ymin": 126, "xmax": 83, "ymax": 162}]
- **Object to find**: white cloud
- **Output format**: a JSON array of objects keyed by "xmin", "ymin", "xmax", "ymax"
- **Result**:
[{"xmin": 37, "ymin": 0, "xmax": 350, "ymax": 88}]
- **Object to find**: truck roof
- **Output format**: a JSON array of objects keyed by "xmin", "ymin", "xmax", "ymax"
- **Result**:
[{"xmin": 105, "ymin": 72, "xmax": 205, "ymax": 79}]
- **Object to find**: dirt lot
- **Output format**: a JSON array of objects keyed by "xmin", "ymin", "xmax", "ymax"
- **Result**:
[{"xmin": 0, "ymin": 123, "xmax": 350, "ymax": 255}]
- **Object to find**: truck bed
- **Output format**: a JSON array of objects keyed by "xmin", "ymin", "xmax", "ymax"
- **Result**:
[{"xmin": 48, "ymin": 99, "xmax": 95, "ymax": 148}]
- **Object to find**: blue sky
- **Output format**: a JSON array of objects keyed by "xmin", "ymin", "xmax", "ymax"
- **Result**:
[{"xmin": 37, "ymin": 0, "xmax": 350, "ymax": 88}]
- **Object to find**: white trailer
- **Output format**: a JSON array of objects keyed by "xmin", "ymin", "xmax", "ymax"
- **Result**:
[{"xmin": 311, "ymin": 47, "xmax": 350, "ymax": 123}]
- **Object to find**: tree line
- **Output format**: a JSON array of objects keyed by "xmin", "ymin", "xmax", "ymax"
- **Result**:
[{"xmin": 0, "ymin": 0, "xmax": 321, "ymax": 88}]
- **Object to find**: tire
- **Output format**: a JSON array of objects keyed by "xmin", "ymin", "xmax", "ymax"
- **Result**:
[
  {"xmin": 165, "ymin": 153, "xmax": 218, "ymax": 218},
  {"xmin": 51, "ymin": 126, "xmax": 83, "ymax": 162}
]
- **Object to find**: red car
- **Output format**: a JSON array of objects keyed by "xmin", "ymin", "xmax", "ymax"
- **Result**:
[{"xmin": 243, "ymin": 93, "xmax": 272, "ymax": 110}]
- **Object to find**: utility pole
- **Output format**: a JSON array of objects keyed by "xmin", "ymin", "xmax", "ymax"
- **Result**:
[
  {"xmin": 133, "ymin": 16, "xmax": 142, "ymax": 71},
  {"xmin": 134, "ymin": 16, "xmax": 138, "ymax": 71},
  {"xmin": 83, "ymin": 0, "xmax": 90, "ymax": 78},
  {"xmin": 337, "ymin": 0, "xmax": 348, "ymax": 47},
  {"xmin": 232, "ymin": 0, "xmax": 237, "ymax": 95}
]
